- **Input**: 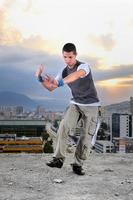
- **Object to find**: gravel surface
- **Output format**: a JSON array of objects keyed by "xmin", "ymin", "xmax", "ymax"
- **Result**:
[{"xmin": 0, "ymin": 153, "xmax": 133, "ymax": 200}]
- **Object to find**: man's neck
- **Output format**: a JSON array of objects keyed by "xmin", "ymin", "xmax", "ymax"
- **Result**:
[{"xmin": 68, "ymin": 60, "xmax": 77, "ymax": 69}]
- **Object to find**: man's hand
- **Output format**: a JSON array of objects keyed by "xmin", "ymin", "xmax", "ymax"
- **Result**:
[
  {"xmin": 45, "ymin": 75, "xmax": 58, "ymax": 85},
  {"xmin": 35, "ymin": 64, "xmax": 58, "ymax": 91},
  {"xmin": 35, "ymin": 64, "xmax": 44, "ymax": 77},
  {"xmin": 43, "ymin": 78, "xmax": 58, "ymax": 91}
]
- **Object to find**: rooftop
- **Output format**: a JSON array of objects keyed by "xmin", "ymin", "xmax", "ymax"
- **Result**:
[{"xmin": 0, "ymin": 153, "xmax": 133, "ymax": 200}]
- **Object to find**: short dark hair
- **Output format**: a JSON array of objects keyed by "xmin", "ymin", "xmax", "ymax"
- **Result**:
[{"xmin": 62, "ymin": 43, "xmax": 77, "ymax": 54}]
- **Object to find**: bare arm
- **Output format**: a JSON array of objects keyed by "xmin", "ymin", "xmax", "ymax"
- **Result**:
[
  {"xmin": 63, "ymin": 69, "xmax": 86, "ymax": 84},
  {"xmin": 38, "ymin": 70, "xmax": 85, "ymax": 91}
]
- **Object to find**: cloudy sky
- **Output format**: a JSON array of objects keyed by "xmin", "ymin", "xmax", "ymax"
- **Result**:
[{"xmin": 0, "ymin": 0, "xmax": 133, "ymax": 105}]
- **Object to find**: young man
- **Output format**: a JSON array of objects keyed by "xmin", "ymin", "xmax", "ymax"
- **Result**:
[{"xmin": 35, "ymin": 43, "xmax": 100, "ymax": 175}]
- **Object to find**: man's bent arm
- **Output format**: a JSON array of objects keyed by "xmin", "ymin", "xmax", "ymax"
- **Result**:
[
  {"xmin": 63, "ymin": 69, "xmax": 86, "ymax": 84},
  {"xmin": 38, "ymin": 69, "xmax": 86, "ymax": 90}
]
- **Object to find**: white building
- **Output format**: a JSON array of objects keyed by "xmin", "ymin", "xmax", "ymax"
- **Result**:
[{"xmin": 94, "ymin": 140, "xmax": 114, "ymax": 153}]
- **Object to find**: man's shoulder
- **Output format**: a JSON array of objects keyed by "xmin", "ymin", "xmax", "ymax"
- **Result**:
[
  {"xmin": 77, "ymin": 60, "xmax": 90, "ymax": 66},
  {"xmin": 77, "ymin": 61, "xmax": 91, "ymax": 69}
]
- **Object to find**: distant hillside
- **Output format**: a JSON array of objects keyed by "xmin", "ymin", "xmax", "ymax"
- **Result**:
[
  {"xmin": 0, "ymin": 91, "xmax": 68, "ymax": 111},
  {"xmin": 0, "ymin": 91, "xmax": 37, "ymax": 109},
  {"xmin": 35, "ymin": 99, "xmax": 68, "ymax": 111},
  {"xmin": 0, "ymin": 91, "xmax": 130, "ymax": 112},
  {"xmin": 104, "ymin": 101, "xmax": 130, "ymax": 113}
]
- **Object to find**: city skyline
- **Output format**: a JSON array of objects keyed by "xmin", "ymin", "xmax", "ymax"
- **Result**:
[{"xmin": 0, "ymin": 0, "xmax": 133, "ymax": 105}]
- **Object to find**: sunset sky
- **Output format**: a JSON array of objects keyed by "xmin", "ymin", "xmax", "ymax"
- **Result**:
[{"xmin": 0, "ymin": 0, "xmax": 133, "ymax": 105}]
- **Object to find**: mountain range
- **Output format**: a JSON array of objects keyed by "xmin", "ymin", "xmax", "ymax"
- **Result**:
[
  {"xmin": 104, "ymin": 100, "xmax": 130, "ymax": 113},
  {"xmin": 0, "ymin": 91, "xmax": 130, "ymax": 112},
  {"xmin": 0, "ymin": 91, "xmax": 68, "ymax": 111}
]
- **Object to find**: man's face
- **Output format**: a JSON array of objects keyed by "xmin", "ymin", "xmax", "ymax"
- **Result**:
[{"xmin": 62, "ymin": 51, "xmax": 77, "ymax": 67}]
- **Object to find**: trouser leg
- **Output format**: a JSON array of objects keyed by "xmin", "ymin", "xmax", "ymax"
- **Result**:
[
  {"xmin": 74, "ymin": 106, "xmax": 98, "ymax": 166},
  {"xmin": 54, "ymin": 104, "xmax": 80, "ymax": 159}
]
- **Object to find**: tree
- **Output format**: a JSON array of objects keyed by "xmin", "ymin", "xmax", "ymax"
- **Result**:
[
  {"xmin": 43, "ymin": 139, "xmax": 54, "ymax": 153},
  {"xmin": 53, "ymin": 119, "xmax": 59, "ymax": 129},
  {"xmin": 100, "ymin": 122, "xmax": 108, "ymax": 130},
  {"xmin": 97, "ymin": 128, "xmax": 106, "ymax": 140},
  {"xmin": 42, "ymin": 132, "xmax": 49, "ymax": 141}
]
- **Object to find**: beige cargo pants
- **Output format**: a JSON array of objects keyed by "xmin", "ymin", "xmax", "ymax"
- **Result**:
[{"xmin": 54, "ymin": 104, "xmax": 99, "ymax": 166}]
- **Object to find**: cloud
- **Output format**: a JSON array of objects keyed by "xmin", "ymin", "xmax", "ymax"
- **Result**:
[
  {"xmin": 81, "ymin": 55, "xmax": 104, "ymax": 70},
  {"xmin": 95, "ymin": 67, "xmax": 133, "ymax": 105},
  {"xmin": 0, "ymin": 4, "xmax": 56, "ymax": 52},
  {"xmin": 22, "ymin": 36, "xmax": 57, "ymax": 53},
  {"xmin": 93, "ymin": 64, "xmax": 133, "ymax": 82},
  {"xmin": 128, "ymin": 19, "xmax": 133, "ymax": 28},
  {"xmin": 97, "ymin": 86, "xmax": 132, "ymax": 105},
  {"xmin": 0, "ymin": 6, "xmax": 22, "ymax": 45},
  {"xmin": 120, "ymin": 78, "xmax": 133, "ymax": 86},
  {"xmin": 89, "ymin": 33, "xmax": 116, "ymax": 51},
  {"xmin": 0, "ymin": 44, "xmax": 70, "ymax": 101},
  {"xmin": 96, "ymin": 76, "xmax": 133, "ymax": 87},
  {"xmin": 91, "ymin": 63, "xmax": 133, "ymax": 105}
]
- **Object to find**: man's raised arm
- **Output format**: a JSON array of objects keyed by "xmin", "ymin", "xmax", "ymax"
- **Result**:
[{"xmin": 35, "ymin": 64, "xmax": 58, "ymax": 91}]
